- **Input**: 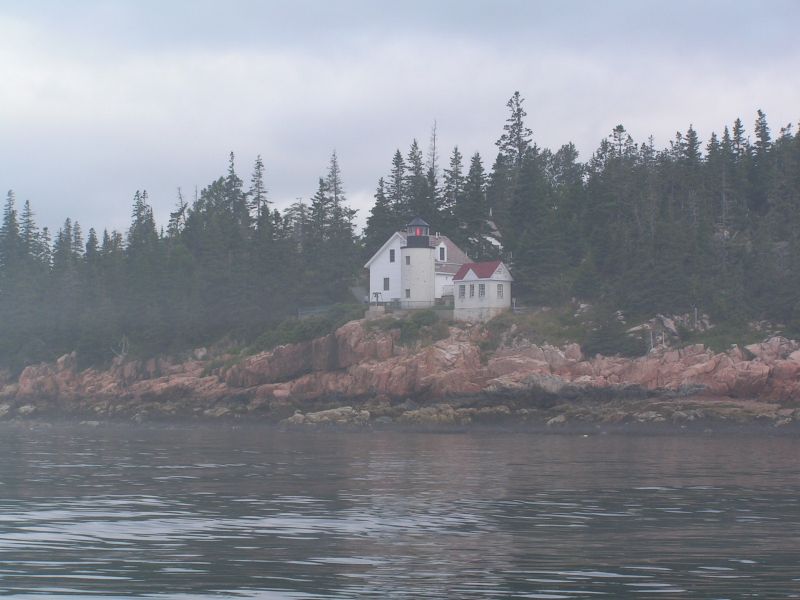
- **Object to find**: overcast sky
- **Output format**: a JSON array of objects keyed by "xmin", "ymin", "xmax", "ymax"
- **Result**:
[{"xmin": 1, "ymin": 0, "xmax": 798, "ymax": 235}]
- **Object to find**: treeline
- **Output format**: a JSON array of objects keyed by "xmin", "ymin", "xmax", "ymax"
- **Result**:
[
  {"xmin": 365, "ymin": 93, "xmax": 800, "ymax": 328},
  {"xmin": 1, "ymin": 93, "xmax": 799, "ymax": 371},
  {"xmin": 0, "ymin": 153, "xmax": 359, "ymax": 370}
]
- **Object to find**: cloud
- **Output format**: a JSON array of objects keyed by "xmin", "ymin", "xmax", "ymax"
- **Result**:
[{"xmin": 1, "ymin": 2, "xmax": 798, "ymax": 235}]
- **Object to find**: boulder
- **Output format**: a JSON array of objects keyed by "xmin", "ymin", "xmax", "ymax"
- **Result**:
[
  {"xmin": 281, "ymin": 406, "xmax": 370, "ymax": 427},
  {"xmin": 398, "ymin": 403, "xmax": 467, "ymax": 426},
  {"xmin": 224, "ymin": 342, "xmax": 312, "ymax": 388}
]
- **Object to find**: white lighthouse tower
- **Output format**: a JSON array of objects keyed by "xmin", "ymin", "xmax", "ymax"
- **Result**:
[{"xmin": 400, "ymin": 217, "xmax": 435, "ymax": 308}]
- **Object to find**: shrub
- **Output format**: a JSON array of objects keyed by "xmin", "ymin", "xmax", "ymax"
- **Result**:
[
  {"xmin": 409, "ymin": 309, "xmax": 438, "ymax": 328},
  {"xmin": 678, "ymin": 322, "xmax": 762, "ymax": 353},
  {"xmin": 365, "ymin": 316, "xmax": 401, "ymax": 332},
  {"xmin": 365, "ymin": 310, "xmax": 449, "ymax": 346},
  {"xmin": 248, "ymin": 304, "xmax": 364, "ymax": 354},
  {"xmin": 582, "ymin": 314, "xmax": 647, "ymax": 357}
]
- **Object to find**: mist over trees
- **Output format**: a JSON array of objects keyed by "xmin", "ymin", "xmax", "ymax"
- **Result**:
[
  {"xmin": 2, "ymin": 93, "xmax": 799, "ymax": 371},
  {"xmin": 0, "ymin": 151, "xmax": 359, "ymax": 370}
]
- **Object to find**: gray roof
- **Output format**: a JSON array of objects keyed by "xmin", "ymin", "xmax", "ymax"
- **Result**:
[{"xmin": 398, "ymin": 232, "xmax": 470, "ymax": 275}]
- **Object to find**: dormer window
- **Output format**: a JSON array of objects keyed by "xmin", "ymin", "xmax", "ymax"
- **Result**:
[{"xmin": 438, "ymin": 246, "xmax": 445, "ymax": 261}]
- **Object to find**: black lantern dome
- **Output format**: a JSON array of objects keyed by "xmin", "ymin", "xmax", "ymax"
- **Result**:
[
  {"xmin": 406, "ymin": 217, "xmax": 430, "ymax": 236},
  {"xmin": 405, "ymin": 217, "xmax": 430, "ymax": 248}
]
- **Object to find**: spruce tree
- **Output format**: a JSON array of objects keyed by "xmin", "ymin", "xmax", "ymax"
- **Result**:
[
  {"xmin": 426, "ymin": 122, "xmax": 441, "ymax": 223},
  {"xmin": 19, "ymin": 200, "xmax": 39, "ymax": 259},
  {"xmin": 364, "ymin": 177, "xmax": 395, "ymax": 256},
  {"xmin": 405, "ymin": 139, "xmax": 431, "ymax": 219},
  {"xmin": 167, "ymin": 188, "xmax": 189, "ymax": 238},
  {"xmin": 249, "ymin": 155, "xmax": 269, "ymax": 224},
  {"xmin": 457, "ymin": 153, "xmax": 488, "ymax": 258},
  {"xmin": 490, "ymin": 91, "xmax": 534, "ymax": 239},
  {"xmin": 496, "ymin": 91, "xmax": 533, "ymax": 168},
  {"xmin": 0, "ymin": 191, "xmax": 21, "ymax": 273},
  {"xmin": 441, "ymin": 146, "xmax": 464, "ymax": 229},
  {"xmin": 387, "ymin": 149, "xmax": 407, "ymax": 217}
]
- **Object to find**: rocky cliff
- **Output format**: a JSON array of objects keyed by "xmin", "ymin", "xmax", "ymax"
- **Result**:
[{"xmin": 2, "ymin": 319, "xmax": 800, "ymax": 428}]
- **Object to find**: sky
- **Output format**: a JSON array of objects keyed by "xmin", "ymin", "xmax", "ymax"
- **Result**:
[{"xmin": 1, "ymin": 0, "xmax": 798, "ymax": 235}]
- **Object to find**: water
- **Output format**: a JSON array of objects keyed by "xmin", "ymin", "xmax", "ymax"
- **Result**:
[{"xmin": 1, "ymin": 423, "xmax": 799, "ymax": 599}]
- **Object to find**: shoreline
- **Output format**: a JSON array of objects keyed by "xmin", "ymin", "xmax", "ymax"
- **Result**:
[
  {"xmin": 3, "ymin": 413, "xmax": 799, "ymax": 436},
  {"xmin": 2, "ymin": 319, "xmax": 800, "ymax": 430},
  {"xmin": 2, "ymin": 391, "xmax": 799, "ymax": 434}
]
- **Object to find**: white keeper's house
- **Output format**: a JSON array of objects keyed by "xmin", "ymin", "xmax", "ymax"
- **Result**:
[
  {"xmin": 364, "ymin": 217, "xmax": 513, "ymax": 321},
  {"xmin": 365, "ymin": 217, "xmax": 470, "ymax": 308}
]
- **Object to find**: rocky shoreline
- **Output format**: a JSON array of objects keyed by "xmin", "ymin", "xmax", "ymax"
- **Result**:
[{"xmin": 2, "ymin": 319, "xmax": 800, "ymax": 430}]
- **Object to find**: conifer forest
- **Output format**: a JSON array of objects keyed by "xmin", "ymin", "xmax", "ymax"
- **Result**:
[{"xmin": 1, "ymin": 93, "xmax": 799, "ymax": 371}]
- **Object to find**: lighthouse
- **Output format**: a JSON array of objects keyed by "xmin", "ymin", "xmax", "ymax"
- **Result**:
[{"xmin": 400, "ymin": 217, "xmax": 436, "ymax": 308}]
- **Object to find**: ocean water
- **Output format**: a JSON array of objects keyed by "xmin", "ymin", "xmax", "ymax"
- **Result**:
[{"xmin": 0, "ymin": 423, "xmax": 798, "ymax": 599}]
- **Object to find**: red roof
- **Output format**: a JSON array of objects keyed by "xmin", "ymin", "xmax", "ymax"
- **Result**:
[{"xmin": 452, "ymin": 260, "xmax": 503, "ymax": 281}]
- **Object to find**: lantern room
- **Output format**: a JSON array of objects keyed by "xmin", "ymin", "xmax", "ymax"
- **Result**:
[{"xmin": 405, "ymin": 217, "xmax": 430, "ymax": 248}]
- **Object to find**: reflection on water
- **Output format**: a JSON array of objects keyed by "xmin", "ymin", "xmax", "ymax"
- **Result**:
[{"xmin": 0, "ymin": 424, "xmax": 799, "ymax": 598}]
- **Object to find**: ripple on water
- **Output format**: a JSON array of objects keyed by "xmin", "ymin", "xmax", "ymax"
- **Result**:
[{"xmin": 0, "ymin": 425, "xmax": 799, "ymax": 599}]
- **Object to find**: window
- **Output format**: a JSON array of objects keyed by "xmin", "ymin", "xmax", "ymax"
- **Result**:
[
  {"xmin": 479, "ymin": 283, "xmax": 485, "ymax": 298},
  {"xmin": 389, "ymin": 249, "xmax": 395, "ymax": 263},
  {"xmin": 383, "ymin": 277, "xmax": 390, "ymax": 291},
  {"xmin": 459, "ymin": 284, "xmax": 465, "ymax": 298},
  {"xmin": 497, "ymin": 284, "xmax": 504, "ymax": 299},
  {"xmin": 405, "ymin": 289, "xmax": 411, "ymax": 299},
  {"xmin": 405, "ymin": 255, "xmax": 410, "ymax": 265},
  {"xmin": 469, "ymin": 284, "xmax": 475, "ymax": 298},
  {"xmin": 439, "ymin": 246, "xmax": 445, "ymax": 261}
]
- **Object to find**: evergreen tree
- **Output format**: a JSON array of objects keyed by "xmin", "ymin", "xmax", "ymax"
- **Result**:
[
  {"xmin": 387, "ymin": 149, "xmax": 407, "ymax": 216},
  {"xmin": 0, "ymin": 191, "xmax": 21, "ymax": 273},
  {"xmin": 284, "ymin": 200, "xmax": 310, "ymax": 251},
  {"xmin": 750, "ymin": 109, "xmax": 774, "ymax": 215},
  {"xmin": 326, "ymin": 151, "xmax": 345, "ymax": 212},
  {"xmin": 167, "ymin": 188, "xmax": 188, "ymax": 238},
  {"xmin": 732, "ymin": 118, "xmax": 748, "ymax": 158},
  {"xmin": 754, "ymin": 109, "xmax": 772, "ymax": 158},
  {"xmin": 426, "ymin": 122, "xmax": 441, "ymax": 222},
  {"xmin": 85, "ymin": 228, "xmax": 100, "ymax": 261},
  {"xmin": 52, "ymin": 218, "xmax": 74, "ymax": 272},
  {"xmin": 496, "ymin": 91, "xmax": 533, "ymax": 168},
  {"xmin": 307, "ymin": 177, "xmax": 329, "ymax": 248},
  {"xmin": 490, "ymin": 91, "xmax": 534, "ymax": 239},
  {"xmin": 441, "ymin": 146, "xmax": 464, "ymax": 227},
  {"xmin": 19, "ymin": 200, "xmax": 39, "ymax": 258},
  {"xmin": 364, "ymin": 177, "xmax": 395, "ymax": 256},
  {"xmin": 456, "ymin": 153, "xmax": 489, "ymax": 258},
  {"xmin": 71, "ymin": 221, "xmax": 84, "ymax": 259},
  {"xmin": 224, "ymin": 151, "xmax": 250, "ymax": 234},
  {"xmin": 249, "ymin": 154, "xmax": 269, "ymax": 224},
  {"xmin": 405, "ymin": 139, "xmax": 431, "ymax": 219}
]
